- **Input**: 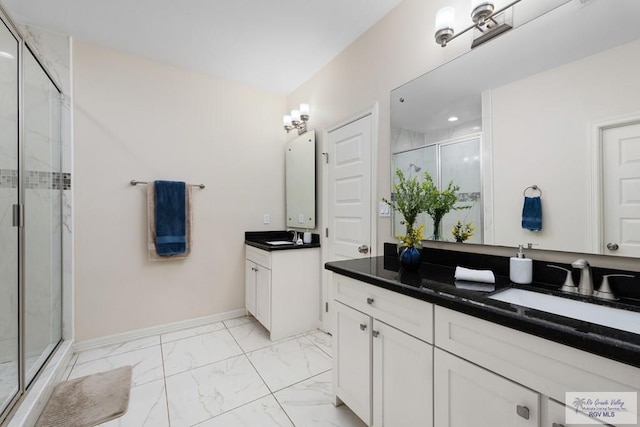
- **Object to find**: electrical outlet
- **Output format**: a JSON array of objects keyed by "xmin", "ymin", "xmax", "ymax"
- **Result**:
[
  {"xmin": 298, "ymin": 213, "xmax": 304, "ymax": 223},
  {"xmin": 263, "ymin": 213, "xmax": 270, "ymax": 224}
]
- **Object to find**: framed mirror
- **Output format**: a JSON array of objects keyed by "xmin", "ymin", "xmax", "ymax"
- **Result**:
[
  {"xmin": 286, "ymin": 130, "xmax": 316, "ymax": 229},
  {"xmin": 391, "ymin": 0, "xmax": 640, "ymax": 258}
]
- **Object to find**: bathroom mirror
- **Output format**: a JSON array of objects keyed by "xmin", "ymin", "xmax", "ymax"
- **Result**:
[
  {"xmin": 391, "ymin": 0, "xmax": 640, "ymax": 258},
  {"xmin": 286, "ymin": 130, "xmax": 316, "ymax": 229}
]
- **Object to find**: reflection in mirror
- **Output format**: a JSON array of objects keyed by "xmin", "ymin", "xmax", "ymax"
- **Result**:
[
  {"xmin": 391, "ymin": 0, "xmax": 640, "ymax": 257},
  {"xmin": 393, "ymin": 136, "xmax": 482, "ymax": 243},
  {"xmin": 286, "ymin": 130, "xmax": 316, "ymax": 229}
]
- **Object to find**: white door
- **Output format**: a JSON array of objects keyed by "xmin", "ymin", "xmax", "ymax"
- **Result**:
[
  {"xmin": 434, "ymin": 348, "xmax": 540, "ymax": 427},
  {"xmin": 602, "ymin": 123, "xmax": 640, "ymax": 257},
  {"xmin": 323, "ymin": 111, "xmax": 375, "ymax": 333},
  {"xmin": 372, "ymin": 320, "xmax": 433, "ymax": 427}
]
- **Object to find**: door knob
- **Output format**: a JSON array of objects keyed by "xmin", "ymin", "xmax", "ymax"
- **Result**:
[
  {"xmin": 359, "ymin": 323, "xmax": 367, "ymax": 331},
  {"xmin": 372, "ymin": 330, "xmax": 379, "ymax": 338},
  {"xmin": 607, "ymin": 242, "xmax": 619, "ymax": 251},
  {"xmin": 358, "ymin": 245, "xmax": 369, "ymax": 254},
  {"xmin": 366, "ymin": 297, "xmax": 374, "ymax": 305}
]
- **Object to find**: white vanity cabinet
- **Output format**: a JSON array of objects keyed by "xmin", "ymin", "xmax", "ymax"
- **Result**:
[
  {"xmin": 245, "ymin": 245, "xmax": 320, "ymax": 341},
  {"xmin": 331, "ymin": 273, "xmax": 434, "ymax": 427},
  {"xmin": 434, "ymin": 348, "xmax": 540, "ymax": 426}
]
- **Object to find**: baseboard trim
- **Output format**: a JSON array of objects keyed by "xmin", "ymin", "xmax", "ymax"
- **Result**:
[{"xmin": 74, "ymin": 308, "xmax": 247, "ymax": 352}]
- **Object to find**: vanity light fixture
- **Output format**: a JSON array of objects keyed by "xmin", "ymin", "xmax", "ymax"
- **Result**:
[
  {"xmin": 283, "ymin": 103, "xmax": 310, "ymax": 135},
  {"xmin": 434, "ymin": 0, "xmax": 522, "ymax": 48}
]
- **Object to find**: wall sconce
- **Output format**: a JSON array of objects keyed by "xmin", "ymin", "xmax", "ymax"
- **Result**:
[
  {"xmin": 434, "ymin": 0, "xmax": 522, "ymax": 48},
  {"xmin": 283, "ymin": 103, "xmax": 310, "ymax": 134}
]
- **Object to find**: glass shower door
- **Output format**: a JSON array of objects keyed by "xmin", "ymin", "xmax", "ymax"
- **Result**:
[
  {"xmin": 23, "ymin": 47, "xmax": 62, "ymax": 384},
  {"xmin": 0, "ymin": 18, "xmax": 19, "ymax": 416}
]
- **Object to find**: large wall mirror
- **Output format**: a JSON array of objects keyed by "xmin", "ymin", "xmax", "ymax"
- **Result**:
[
  {"xmin": 286, "ymin": 130, "xmax": 316, "ymax": 229},
  {"xmin": 391, "ymin": 0, "xmax": 640, "ymax": 258}
]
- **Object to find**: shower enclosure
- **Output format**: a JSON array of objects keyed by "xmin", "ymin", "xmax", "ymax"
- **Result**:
[{"xmin": 0, "ymin": 9, "xmax": 63, "ymax": 423}]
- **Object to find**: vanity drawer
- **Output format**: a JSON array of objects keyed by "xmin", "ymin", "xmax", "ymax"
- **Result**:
[
  {"xmin": 332, "ymin": 273, "xmax": 433, "ymax": 343},
  {"xmin": 246, "ymin": 245, "xmax": 271, "ymax": 269}
]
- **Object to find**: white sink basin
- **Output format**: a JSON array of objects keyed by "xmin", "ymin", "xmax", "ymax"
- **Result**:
[
  {"xmin": 489, "ymin": 288, "xmax": 640, "ymax": 334},
  {"xmin": 265, "ymin": 240, "xmax": 294, "ymax": 246}
]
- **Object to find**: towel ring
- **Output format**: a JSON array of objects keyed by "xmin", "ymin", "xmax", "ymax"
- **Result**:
[{"xmin": 523, "ymin": 185, "xmax": 541, "ymax": 197}]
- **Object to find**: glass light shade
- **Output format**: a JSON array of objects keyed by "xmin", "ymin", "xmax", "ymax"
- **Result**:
[
  {"xmin": 283, "ymin": 115, "xmax": 292, "ymax": 126},
  {"xmin": 291, "ymin": 109, "xmax": 301, "ymax": 122},
  {"xmin": 435, "ymin": 7, "xmax": 455, "ymax": 32},
  {"xmin": 471, "ymin": 0, "xmax": 493, "ymax": 9},
  {"xmin": 299, "ymin": 103, "xmax": 310, "ymax": 116}
]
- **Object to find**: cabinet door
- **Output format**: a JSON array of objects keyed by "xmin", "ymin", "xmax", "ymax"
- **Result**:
[
  {"xmin": 255, "ymin": 264, "xmax": 271, "ymax": 330},
  {"xmin": 245, "ymin": 259, "xmax": 257, "ymax": 316},
  {"xmin": 546, "ymin": 398, "xmax": 608, "ymax": 427},
  {"xmin": 372, "ymin": 320, "xmax": 433, "ymax": 427},
  {"xmin": 334, "ymin": 301, "xmax": 372, "ymax": 425},
  {"xmin": 434, "ymin": 349, "xmax": 540, "ymax": 427}
]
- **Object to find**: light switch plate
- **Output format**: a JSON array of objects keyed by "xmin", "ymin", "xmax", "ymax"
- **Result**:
[{"xmin": 379, "ymin": 202, "xmax": 391, "ymax": 217}]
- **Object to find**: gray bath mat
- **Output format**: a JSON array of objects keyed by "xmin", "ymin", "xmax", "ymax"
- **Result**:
[{"xmin": 35, "ymin": 365, "xmax": 132, "ymax": 427}]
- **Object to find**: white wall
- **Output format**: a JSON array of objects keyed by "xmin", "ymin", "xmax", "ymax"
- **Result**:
[
  {"xmin": 490, "ymin": 39, "xmax": 640, "ymax": 253},
  {"xmin": 73, "ymin": 42, "xmax": 287, "ymax": 341}
]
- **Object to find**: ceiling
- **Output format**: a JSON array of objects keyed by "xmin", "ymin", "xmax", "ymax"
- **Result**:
[{"xmin": 0, "ymin": 0, "xmax": 402, "ymax": 94}]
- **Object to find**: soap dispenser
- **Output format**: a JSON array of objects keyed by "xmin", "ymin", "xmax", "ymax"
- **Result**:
[{"xmin": 510, "ymin": 245, "xmax": 533, "ymax": 284}]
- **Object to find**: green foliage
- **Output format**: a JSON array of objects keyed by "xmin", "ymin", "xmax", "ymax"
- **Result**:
[
  {"xmin": 381, "ymin": 168, "xmax": 426, "ymax": 227},
  {"xmin": 421, "ymin": 173, "xmax": 470, "ymax": 221}
]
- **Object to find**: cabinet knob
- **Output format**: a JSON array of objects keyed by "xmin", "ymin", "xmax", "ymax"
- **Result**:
[
  {"xmin": 358, "ymin": 244, "xmax": 369, "ymax": 254},
  {"xmin": 359, "ymin": 323, "xmax": 367, "ymax": 331},
  {"xmin": 552, "ymin": 423, "xmax": 565, "ymax": 427},
  {"xmin": 516, "ymin": 405, "xmax": 530, "ymax": 420},
  {"xmin": 366, "ymin": 297, "xmax": 374, "ymax": 305},
  {"xmin": 606, "ymin": 242, "xmax": 619, "ymax": 251},
  {"xmin": 372, "ymin": 330, "xmax": 379, "ymax": 338}
]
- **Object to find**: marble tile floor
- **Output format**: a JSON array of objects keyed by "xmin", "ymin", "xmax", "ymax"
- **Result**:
[{"xmin": 63, "ymin": 316, "xmax": 366, "ymax": 427}]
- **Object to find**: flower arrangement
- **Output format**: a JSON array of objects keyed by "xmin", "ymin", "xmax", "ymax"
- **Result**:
[
  {"xmin": 397, "ymin": 224, "xmax": 425, "ymax": 248},
  {"xmin": 451, "ymin": 220, "xmax": 475, "ymax": 242},
  {"xmin": 421, "ymin": 173, "xmax": 470, "ymax": 240}
]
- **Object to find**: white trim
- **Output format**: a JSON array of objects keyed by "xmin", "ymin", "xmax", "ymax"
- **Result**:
[
  {"xmin": 588, "ymin": 111, "xmax": 640, "ymax": 254},
  {"xmin": 74, "ymin": 308, "xmax": 246, "ymax": 352},
  {"xmin": 321, "ymin": 103, "xmax": 379, "ymax": 334},
  {"xmin": 7, "ymin": 341, "xmax": 74, "ymax": 427}
]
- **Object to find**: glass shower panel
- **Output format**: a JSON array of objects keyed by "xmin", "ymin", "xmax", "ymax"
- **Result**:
[
  {"xmin": 0, "ymin": 19, "xmax": 19, "ymax": 415},
  {"xmin": 23, "ymin": 48, "xmax": 62, "ymax": 384},
  {"xmin": 440, "ymin": 137, "xmax": 482, "ymax": 244}
]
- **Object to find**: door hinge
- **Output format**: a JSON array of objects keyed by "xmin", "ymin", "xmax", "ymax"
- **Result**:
[
  {"xmin": 325, "ymin": 302, "xmax": 329, "ymax": 313},
  {"xmin": 322, "ymin": 152, "xmax": 329, "ymax": 164},
  {"xmin": 325, "ymin": 228, "xmax": 329, "ymax": 238},
  {"xmin": 12, "ymin": 204, "xmax": 23, "ymax": 227}
]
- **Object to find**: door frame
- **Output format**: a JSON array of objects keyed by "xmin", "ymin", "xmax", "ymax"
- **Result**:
[
  {"xmin": 589, "ymin": 111, "xmax": 640, "ymax": 254},
  {"xmin": 320, "ymin": 103, "xmax": 379, "ymax": 333}
]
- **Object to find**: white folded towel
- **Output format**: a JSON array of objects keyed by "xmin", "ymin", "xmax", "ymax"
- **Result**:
[
  {"xmin": 454, "ymin": 281, "xmax": 495, "ymax": 292},
  {"xmin": 454, "ymin": 266, "xmax": 495, "ymax": 284}
]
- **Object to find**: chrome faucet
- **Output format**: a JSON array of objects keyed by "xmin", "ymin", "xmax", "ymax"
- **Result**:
[
  {"xmin": 286, "ymin": 229, "xmax": 298, "ymax": 242},
  {"xmin": 571, "ymin": 259, "xmax": 593, "ymax": 296}
]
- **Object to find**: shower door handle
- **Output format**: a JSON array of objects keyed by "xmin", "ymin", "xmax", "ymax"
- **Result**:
[{"xmin": 12, "ymin": 204, "xmax": 23, "ymax": 227}]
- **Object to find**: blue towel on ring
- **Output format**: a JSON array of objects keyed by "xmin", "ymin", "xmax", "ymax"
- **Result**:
[
  {"xmin": 522, "ymin": 196, "xmax": 542, "ymax": 231},
  {"xmin": 155, "ymin": 180, "xmax": 186, "ymax": 255}
]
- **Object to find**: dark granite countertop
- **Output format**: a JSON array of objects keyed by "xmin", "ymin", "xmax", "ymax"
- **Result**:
[
  {"xmin": 325, "ymin": 255, "xmax": 640, "ymax": 369},
  {"xmin": 245, "ymin": 231, "xmax": 321, "ymax": 251}
]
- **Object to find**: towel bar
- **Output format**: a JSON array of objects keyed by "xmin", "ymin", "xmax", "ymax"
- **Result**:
[
  {"xmin": 523, "ymin": 185, "xmax": 541, "ymax": 197},
  {"xmin": 130, "ymin": 180, "xmax": 205, "ymax": 189}
]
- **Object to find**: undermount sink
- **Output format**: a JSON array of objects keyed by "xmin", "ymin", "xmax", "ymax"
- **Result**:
[
  {"xmin": 489, "ymin": 288, "xmax": 640, "ymax": 335},
  {"xmin": 264, "ymin": 240, "xmax": 294, "ymax": 246}
]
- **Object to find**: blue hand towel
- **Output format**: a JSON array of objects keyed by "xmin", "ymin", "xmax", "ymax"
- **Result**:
[
  {"xmin": 154, "ymin": 180, "xmax": 186, "ymax": 256},
  {"xmin": 522, "ymin": 196, "xmax": 542, "ymax": 231}
]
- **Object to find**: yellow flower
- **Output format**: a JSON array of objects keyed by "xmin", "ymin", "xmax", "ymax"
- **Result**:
[
  {"xmin": 397, "ymin": 224, "xmax": 425, "ymax": 247},
  {"xmin": 452, "ymin": 220, "xmax": 475, "ymax": 242}
]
